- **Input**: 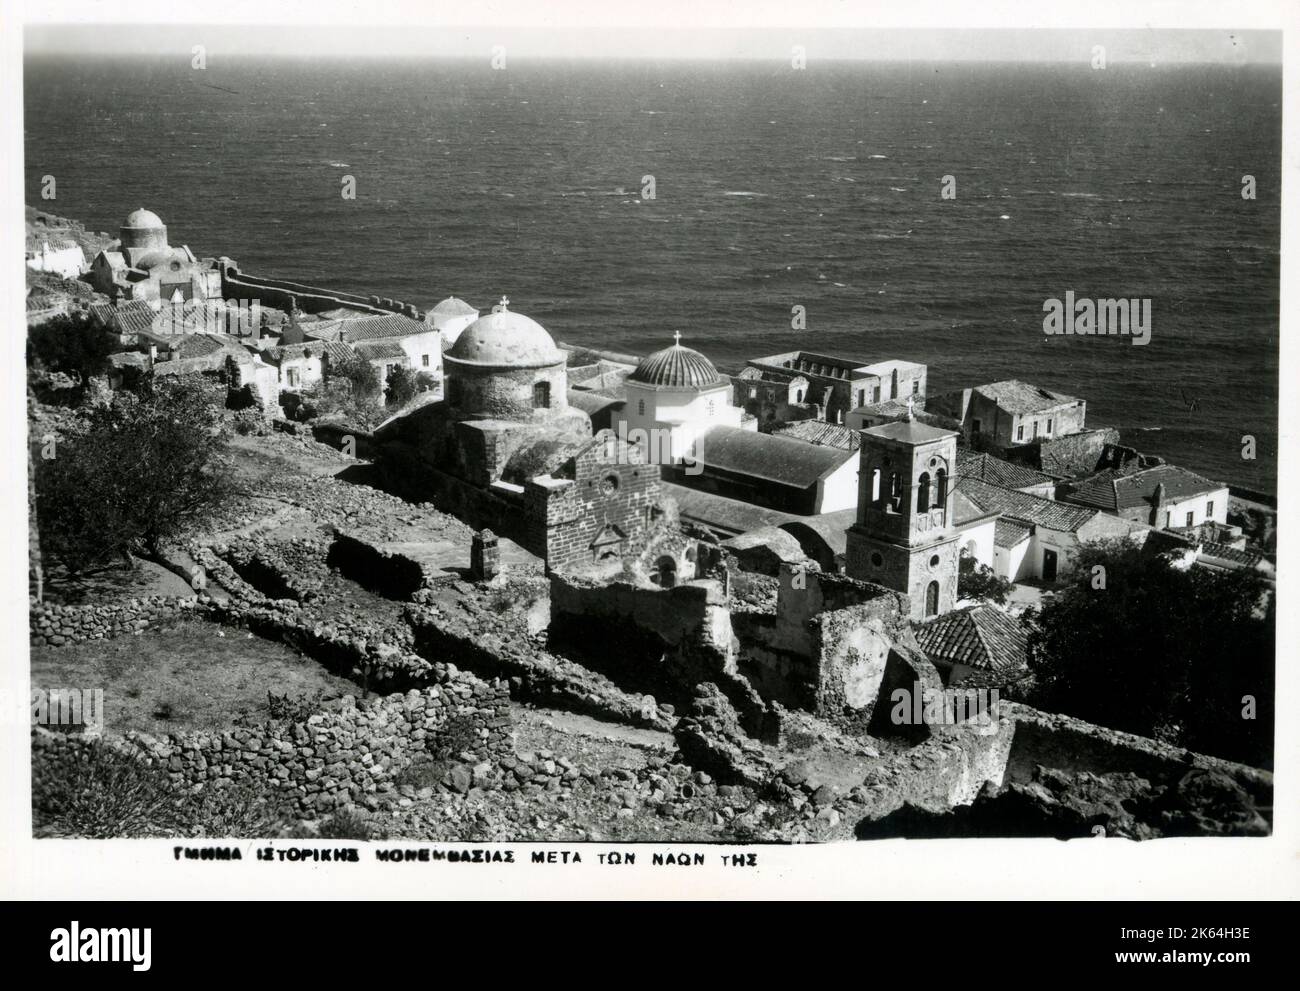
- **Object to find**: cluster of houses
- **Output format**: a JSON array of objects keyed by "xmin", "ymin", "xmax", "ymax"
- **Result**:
[
  {"xmin": 30, "ymin": 205, "xmax": 1273, "ymax": 689},
  {"xmin": 33, "ymin": 208, "xmax": 460, "ymax": 411}
]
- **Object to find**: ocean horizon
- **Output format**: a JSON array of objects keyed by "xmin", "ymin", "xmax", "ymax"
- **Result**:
[{"xmin": 23, "ymin": 55, "xmax": 1281, "ymax": 491}]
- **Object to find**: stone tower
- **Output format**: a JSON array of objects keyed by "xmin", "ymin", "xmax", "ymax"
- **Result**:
[{"xmin": 845, "ymin": 407, "xmax": 960, "ymax": 621}]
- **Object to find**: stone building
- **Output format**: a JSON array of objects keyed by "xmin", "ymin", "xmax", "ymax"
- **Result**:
[
  {"xmin": 845, "ymin": 410, "xmax": 964, "ymax": 621},
  {"xmin": 744, "ymin": 351, "xmax": 927, "ymax": 426},
  {"xmin": 89, "ymin": 208, "xmax": 221, "ymax": 304},
  {"xmin": 1057, "ymin": 463, "xmax": 1229, "ymax": 531},
  {"xmin": 732, "ymin": 367, "xmax": 820, "ymax": 429},
  {"xmin": 957, "ymin": 476, "xmax": 1147, "ymax": 583},
  {"xmin": 261, "ymin": 340, "xmax": 354, "ymax": 391},
  {"xmin": 928, "ymin": 379, "xmax": 1087, "ymax": 453},
  {"xmin": 525, "ymin": 430, "xmax": 663, "ymax": 570},
  {"xmin": 374, "ymin": 299, "xmax": 668, "ymax": 572}
]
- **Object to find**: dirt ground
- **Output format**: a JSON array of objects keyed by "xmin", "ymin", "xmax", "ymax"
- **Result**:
[{"xmin": 30, "ymin": 617, "xmax": 356, "ymax": 736}]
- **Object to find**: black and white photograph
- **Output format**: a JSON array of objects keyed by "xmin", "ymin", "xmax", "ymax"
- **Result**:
[{"xmin": 2, "ymin": 0, "xmax": 1297, "ymax": 921}]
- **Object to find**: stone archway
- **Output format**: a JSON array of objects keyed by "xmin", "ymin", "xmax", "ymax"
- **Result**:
[
  {"xmin": 777, "ymin": 521, "xmax": 838, "ymax": 574},
  {"xmin": 653, "ymin": 555, "xmax": 678, "ymax": 588}
]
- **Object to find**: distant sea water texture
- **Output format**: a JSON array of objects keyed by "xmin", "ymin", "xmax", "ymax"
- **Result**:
[{"xmin": 22, "ymin": 56, "xmax": 1280, "ymax": 491}]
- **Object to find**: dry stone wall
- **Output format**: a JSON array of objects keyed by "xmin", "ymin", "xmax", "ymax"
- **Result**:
[{"xmin": 32, "ymin": 680, "xmax": 512, "ymax": 816}]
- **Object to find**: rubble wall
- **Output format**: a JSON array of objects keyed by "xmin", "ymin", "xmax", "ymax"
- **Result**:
[{"xmin": 32, "ymin": 680, "xmax": 513, "ymax": 815}]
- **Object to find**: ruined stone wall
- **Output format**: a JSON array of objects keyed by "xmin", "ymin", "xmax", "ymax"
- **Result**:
[
  {"xmin": 30, "ymin": 595, "xmax": 204, "ymax": 647},
  {"xmin": 527, "ymin": 437, "xmax": 663, "ymax": 571},
  {"xmin": 1000, "ymin": 702, "xmax": 1271, "ymax": 802},
  {"xmin": 31, "ymin": 679, "xmax": 512, "ymax": 815},
  {"xmin": 376, "ymin": 442, "xmax": 541, "ymax": 556},
  {"xmin": 736, "ymin": 567, "xmax": 911, "ymax": 719},
  {"xmin": 406, "ymin": 602, "xmax": 674, "ymax": 730},
  {"xmin": 860, "ymin": 719, "xmax": 1018, "ymax": 810}
]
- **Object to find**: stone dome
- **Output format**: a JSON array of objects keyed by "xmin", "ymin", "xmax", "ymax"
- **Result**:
[
  {"xmin": 431, "ymin": 296, "xmax": 479, "ymax": 316},
  {"xmin": 123, "ymin": 208, "xmax": 165, "ymax": 230},
  {"xmin": 133, "ymin": 246, "xmax": 192, "ymax": 271},
  {"xmin": 445, "ymin": 298, "xmax": 563, "ymax": 368},
  {"xmin": 628, "ymin": 339, "xmax": 725, "ymax": 390}
]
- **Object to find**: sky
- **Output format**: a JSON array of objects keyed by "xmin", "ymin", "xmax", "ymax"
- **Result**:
[{"xmin": 20, "ymin": 22, "xmax": 1285, "ymax": 64}]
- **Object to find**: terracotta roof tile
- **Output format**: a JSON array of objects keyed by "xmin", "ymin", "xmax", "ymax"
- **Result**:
[
  {"xmin": 958, "ymin": 450, "xmax": 1059, "ymax": 490},
  {"xmin": 957, "ymin": 477, "xmax": 1098, "ymax": 533},
  {"xmin": 974, "ymin": 379, "xmax": 1079, "ymax": 414},
  {"xmin": 914, "ymin": 605, "xmax": 1029, "ymax": 674}
]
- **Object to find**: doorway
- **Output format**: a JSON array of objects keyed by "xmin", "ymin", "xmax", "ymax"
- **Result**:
[{"xmin": 1042, "ymin": 549, "xmax": 1058, "ymax": 583}]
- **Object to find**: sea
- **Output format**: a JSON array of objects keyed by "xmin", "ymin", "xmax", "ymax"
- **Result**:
[{"xmin": 23, "ymin": 56, "xmax": 1280, "ymax": 492}]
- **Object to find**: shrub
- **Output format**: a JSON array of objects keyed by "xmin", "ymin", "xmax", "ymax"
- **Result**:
[
  {"xmin": 429, "ymin": 713, "xmax": 483, "ymax": 761},
  {"xmin": 33, "ymin": 741, "xmax": 187, "ymax": 838},
  {"xmin": 958, "ymin": 555, "xmax": 1014, "ymax": 605},
  {"xmin": 33, "ymin": 739, "xmax": 296, "ymax": 839},
  {"xmin": 267, "ymin": 689, "xmax": 325, "ymax": 723},
  {"xmin": 27, "ymin": 311, "xmax": 115, "ymax": 384},
  {"xmin": 384, "ymin": 366, "xmax": 437, "ymax": 409},
  {"xmin": 316, "ymin": 809, "xmax": 376, "ymax": 840},
  {"xmin": 182, "ymin": 781, "xmax": 295, "ymax": 838},
  {"xmin": 36, "ymin": 374, "xmax": 233, "ymax": 574}
]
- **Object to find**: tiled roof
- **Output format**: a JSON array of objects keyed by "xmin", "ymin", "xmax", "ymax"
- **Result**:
[
  {"xmin": 974, "ymin": 379, "xmax": 1079, "ymax": 414},
  {"xmin": 168, "ymin": 334, "xmax": 227, "ymax": 360},
  {"xmin": 693, "ymin": 425, "xmax": 853, "ymax": 489},
  {"xmin": 770, "ymin": 419, "xmax": 862, "ymax": 451},
  {"xmin": 430, "ymin": 296, "xmax": 479, "ymax": 316},
  {"xmin": 89, "ymin": 300, "xmax": 157, "ymax": 336},
  {"xmin": 567, "ymin": 390, "xmax": 624, "ymax": 416},
  {"xmin": 354, "ymin": 339, "xmax": 408, "ymax": 361},
  {"xmin": 914, "ymin": 605, "xmax": 1029, "ymax": 674},
  {"xmin": 1200, "ymin": 542, "xmax": 1268, "ymax": 568},
  {"xmin": 865, "ymin": 418, "xmax": 957, "ymax": 445},
  {"xmin": 994, "ymin": 518, "xmax": 1032, "ymax": 547},
  {"xmin": 265, "ymin": 341, "xmax": 355, "ymax": 363},
  {"xmin": 339, "ymin": 313, "xmax": 431, "ymax": 343},
  {"xmin": 1060, "ymin": 464, "xmax": 1224, "ymax": 512},
  {"xmin": 957, "ymin": 450, "xmax": 1059, "ymax": 490},
  {"xmin": 957, "ymin": 477, "xmax": 1098, "ymax": 533}
]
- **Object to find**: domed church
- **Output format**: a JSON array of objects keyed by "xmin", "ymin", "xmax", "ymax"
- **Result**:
[
  {"xmin": 374, "ymin": 298, "xmax": 673, "ymax": 575},
  {"xmin": 443, "ymin": 297, "xmax": 576, "ymax": 427},
  {"xmin": 616, "ymin": 332, "xmax": 753, "ymax": 462},
  {"xmin": 90, "ymin": 208, "xmax": 222, "ymax": 305}
]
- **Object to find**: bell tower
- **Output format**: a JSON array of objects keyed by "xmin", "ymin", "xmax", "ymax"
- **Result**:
[{"xmin": 845, "ymin": 405, "xmax": 960, "ymax": 621}]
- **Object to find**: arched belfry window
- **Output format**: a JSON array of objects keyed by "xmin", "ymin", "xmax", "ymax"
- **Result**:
[
  {"xmin": 916, "ymin": 472, "xmax": 931, "ymax": 514},
  {"xmin": 870, "ymin": 467, "xmax": 882, "ymax": 504},
  {"xmin": 925, "ymin": 581, "xmax": 940, "ymax": 618},
  {"xmin": 925, "ymin": 581, "xmax": 940, "ymax": 617},
  {"xmin": 935, "ymin": 468, "xmax": 948, "ymax": 508},
  {"xmin": 533, "ymin": 381, "xmax": 551, "ymax": 409}
]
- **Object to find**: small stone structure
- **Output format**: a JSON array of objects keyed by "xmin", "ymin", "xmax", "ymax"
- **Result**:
[{"xmin": 470, "ymin": 529, "xmax": 499, "ymax": 581}]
